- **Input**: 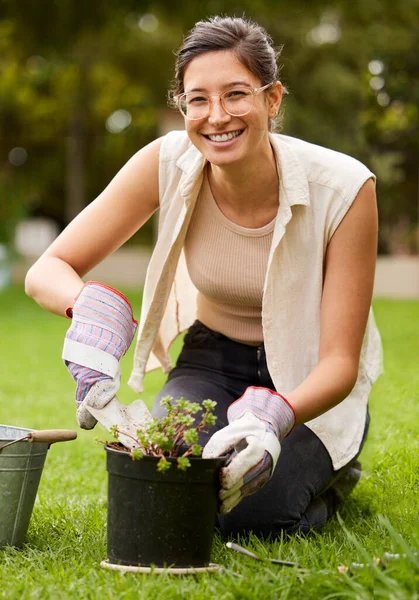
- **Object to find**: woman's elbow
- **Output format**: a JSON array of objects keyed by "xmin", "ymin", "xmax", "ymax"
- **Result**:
[
  {"xmin": 24, "ymin": 256, "xmax": 52, "ymax": 300},
  {"xmin": 340, "ymin": 358, "xmax": 360, "ymax": 397},
  {"xmin": 323, "ymin": 354, "xmax": 360, "ymax": 400},
  {"xmin": 24, "ymin": 263, "xmax": 38, "ymax": 299}
]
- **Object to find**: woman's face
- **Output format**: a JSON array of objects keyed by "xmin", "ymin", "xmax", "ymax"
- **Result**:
[{"xmin": 182, "ymin": 50, "xmax": 282, "ymax": 168}]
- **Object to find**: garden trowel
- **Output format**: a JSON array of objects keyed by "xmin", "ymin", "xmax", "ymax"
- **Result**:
[{"xmin": 84, "ymin": 397, "xmax": 153, "ymax": 450}]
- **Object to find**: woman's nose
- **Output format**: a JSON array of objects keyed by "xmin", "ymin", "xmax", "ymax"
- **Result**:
[{"xmin": 207, "ymin": 97, "xmax": 231, "ymax": 126}]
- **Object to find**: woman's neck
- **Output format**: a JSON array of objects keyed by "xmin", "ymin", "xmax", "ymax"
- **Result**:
[{"xmin": 207, "ymin": 142, "xmax": 279, "ymax": 227}]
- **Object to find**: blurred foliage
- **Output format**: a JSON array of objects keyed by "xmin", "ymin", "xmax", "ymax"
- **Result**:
[
  {"xmin": 0, "ymin": 0, "xmax": 418, "ymax": 253},
  {"xmin": 0, "ymin": 173, "xmax": 28, "ymax": 250}
]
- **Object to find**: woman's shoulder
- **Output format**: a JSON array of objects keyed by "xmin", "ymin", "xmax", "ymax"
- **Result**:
[
  {"xmin": 159, "ymin": 130, "xmax": 194, "ymax": 162},
  {"xmin": 272, "ymin": 134, "xmax": 374, "ymax": 195}
]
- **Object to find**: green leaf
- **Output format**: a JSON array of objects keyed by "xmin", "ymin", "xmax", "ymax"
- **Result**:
[
  {"xmin": 177, "ymin": 456, "xmax": 191, "ymax": 471},
  {"xmin": 191, "ymin": 444, "xmax": 202, "ymax": 456},
  {"xmin": 202, "ymin": 413, "xmax": 217, "ymax": 426},
  {"xmin": 147, "ymin": 420, "xmax": 160, "ymax": 433},
  {"xmin": 173, "ymin": 398, "xmax": 188, "ymax": 414},
  {"xmin": 137, "ymin": 431, "xmax": 149, "ymax": 449},
  {"xmin": 160, "ymin": 395, "xmax": 173, "ymax": 410},
  {"xmin": 149, "ymin": 432, "xmax": 166, "ymax": 446},
  {"xmin": 160, "ymin": 437, "xmax": 174, "ymax": 452},
  {"xmin": 202, "ymin": 399, "xmax": 217, "ymax": 411},
  {"xmin": 157, "ymin": 457, "xmax": 171, "ymax": 472},
  {"xmin": 131, "ymin": 448, "xmax": 144, "ymax": 461},
  {"xmin": 186, "ymin": 402, "xmax": 201, "ymax": 414},
  {"xmin": 166, "ymin": 425, "xmax": 175, "ymax": 438},
  {"xmin": 183, "ymin": 428, "xmax": 198, "ymax": 444},
  {"xmin": 176, "ymin": 414, "xmax": 194, "ymax": 426},
  {"xmin": 109, "ymin": 425, "xmax": 119, "ymax": 439}
]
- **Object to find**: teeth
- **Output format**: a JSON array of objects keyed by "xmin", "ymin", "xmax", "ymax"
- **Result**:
[{"xmin": 208, "ymin": 130, "xmax": 242, "ymax": 142}]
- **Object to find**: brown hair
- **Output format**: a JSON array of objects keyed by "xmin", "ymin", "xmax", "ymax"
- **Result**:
[{"xmin": 169, "ymin": 16, "xmax": 284, "ymax": 131}]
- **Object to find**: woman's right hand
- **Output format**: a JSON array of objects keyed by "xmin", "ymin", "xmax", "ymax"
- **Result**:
[{"xmin": 62, "ymin": 281, "xmax": 137, "ymax": 429}]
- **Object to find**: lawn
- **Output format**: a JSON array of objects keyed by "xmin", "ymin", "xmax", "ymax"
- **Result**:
[{"xmin": 0, "ymin": 286, "xmax": 418, "ymax": 599}]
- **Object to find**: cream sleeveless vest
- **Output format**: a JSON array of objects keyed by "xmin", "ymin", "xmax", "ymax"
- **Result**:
[{"xmin": 128, "ymin": 131, "xmax": 383, "ymax": 470}]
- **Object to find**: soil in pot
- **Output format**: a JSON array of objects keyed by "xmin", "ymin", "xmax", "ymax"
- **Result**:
[{"xmin": 106, "ymin": 445, "xmax": 226, "ymax": 568}]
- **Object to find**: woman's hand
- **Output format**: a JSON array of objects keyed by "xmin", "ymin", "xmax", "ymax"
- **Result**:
[
  {"xmin": 203, "ymin": 386, "xmax": 295, "ymax": 513},
  {"xmin": 62, "ymin": 281, "xmax": 137, "ymax": 429}
]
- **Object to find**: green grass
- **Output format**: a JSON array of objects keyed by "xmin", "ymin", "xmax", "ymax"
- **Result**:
[{"xmin": 0, "ymin": 286, "xmax": 418, "ymax": 599}]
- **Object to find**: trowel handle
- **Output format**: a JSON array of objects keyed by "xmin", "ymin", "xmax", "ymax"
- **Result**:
[{"xmin": 27, "ymin": 430, "xmax": 77, "ymax": 444}]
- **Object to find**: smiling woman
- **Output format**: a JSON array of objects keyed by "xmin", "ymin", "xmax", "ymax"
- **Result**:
[
  {"xmin": 24, "ymin": 15, "xmax": 382, "ymax": 539},
  {"xmin": 178, "ymin": 54, "xmax": 280, "ymax": 173},
  {"xmin": 170, "ymin": 30, "xmax": 282, "ymax": 179}
]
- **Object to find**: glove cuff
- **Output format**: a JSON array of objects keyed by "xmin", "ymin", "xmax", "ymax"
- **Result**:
[
  {"xmin": 70, "ymin": 281, "xmax": 138, "ymax": 348},
  {"xmin": 78, "ymin": 282, "xmax": 136, "ymax": 317},
  {"xmin": 228, "ymin": 386, "xmax": 295, "ymax": 441}
]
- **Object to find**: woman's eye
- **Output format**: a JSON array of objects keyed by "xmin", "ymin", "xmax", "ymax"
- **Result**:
[
  {"xmin": 226, "ymin": 90, "xmax": 247, "ymax": 98},
  {"xmin": 188, "ymin": 95, "xmax": 207, "ymax": 104}
]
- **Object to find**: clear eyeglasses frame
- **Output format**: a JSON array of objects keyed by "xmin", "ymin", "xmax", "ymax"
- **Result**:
[{"xmin": 175, "ymin": 82, "xmax": 276, "ymax": 121}]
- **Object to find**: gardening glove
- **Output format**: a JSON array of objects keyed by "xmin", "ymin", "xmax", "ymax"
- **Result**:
[
  {"xmin": 62, "ymin": 281, "xmax": 138, "ymax": 431},
  {"xmin": 202, "ymin": 386, "xmax": 295, "ymax": 514}
]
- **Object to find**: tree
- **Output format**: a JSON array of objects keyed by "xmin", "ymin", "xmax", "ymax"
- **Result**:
[{"xmin": 1, "ymin": 0, "xmax": 417, "ymax": 252}]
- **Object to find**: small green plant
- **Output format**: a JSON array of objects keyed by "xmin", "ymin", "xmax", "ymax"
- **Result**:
[{"xmin": 110, "ymin": 396, "xmax": 217, "ymax": 472}]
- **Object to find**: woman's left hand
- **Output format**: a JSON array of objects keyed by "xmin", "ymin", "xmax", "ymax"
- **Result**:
[{"xmin": 203, "ymin": 387, "xmax": 295, "ymax": 513}]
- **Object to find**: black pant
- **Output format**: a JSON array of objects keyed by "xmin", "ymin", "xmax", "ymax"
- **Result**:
[{"xmin": 152, "ymin": 320, "xmax": 369, "ymax": 538}]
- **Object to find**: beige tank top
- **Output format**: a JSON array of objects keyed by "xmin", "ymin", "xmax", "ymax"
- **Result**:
[{"xmin": 184, "ymin": 170, "xmax": 275, "ymax": 345}]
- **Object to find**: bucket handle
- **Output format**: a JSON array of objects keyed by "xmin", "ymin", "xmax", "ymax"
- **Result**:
[
  {"xmin": 27, "ymin": 430, "xmax": 77, "ymax": 444},
  {"xmin": 27, "ymin": 429, "xmax": 77, "ymax": 444},
  {"xmin": 0, "ymin": 429, "xmax": 77, "ymax": 453}
]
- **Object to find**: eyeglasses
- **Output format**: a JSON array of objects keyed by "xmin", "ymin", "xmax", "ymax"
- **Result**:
[{"xmin": 176, "ymin": 82, "xmax": 275, "ymax": 120}]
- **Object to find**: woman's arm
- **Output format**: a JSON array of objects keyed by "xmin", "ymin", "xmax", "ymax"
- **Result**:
[
  {"xmin": 287, "ymin": 178, "xmax": 378, "ymax": 425},
  {"xmin": 25, "ymin": 137, "xmax": 162, "ymax": 316}
]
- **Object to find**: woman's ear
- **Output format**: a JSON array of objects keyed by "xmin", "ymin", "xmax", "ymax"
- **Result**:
[{"xmin": 268, "ymin": 81, "xmax": 283, "ymax": 118}]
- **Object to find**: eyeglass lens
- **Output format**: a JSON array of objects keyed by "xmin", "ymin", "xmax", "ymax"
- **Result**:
[{"xmin": 179, "ymin": 89, "xmax": 254, "ymax": 119}]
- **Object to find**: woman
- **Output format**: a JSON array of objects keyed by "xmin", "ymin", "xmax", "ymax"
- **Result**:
[{"xmin": 25, "ymin": 16, "xmax": 382, "ymax": 537}]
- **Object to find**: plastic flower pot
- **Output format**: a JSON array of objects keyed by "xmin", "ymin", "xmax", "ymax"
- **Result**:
[{"xmin": 105, "ymin": 445, "xmax": 225, "ymax": 568}]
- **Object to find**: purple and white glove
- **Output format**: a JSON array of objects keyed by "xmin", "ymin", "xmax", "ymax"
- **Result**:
[
  {"xmin": 202, "ymin": 386, "xmax": 295, "ymax": 514},
  {"xmin": 62, "ymin": 281, "xmax": 137, "ymax": 430}
]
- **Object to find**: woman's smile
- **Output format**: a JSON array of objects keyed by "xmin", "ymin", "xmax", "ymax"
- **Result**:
[{"xmin": 202, "ymin": 128, "xmax": 245, "ymax": 146}]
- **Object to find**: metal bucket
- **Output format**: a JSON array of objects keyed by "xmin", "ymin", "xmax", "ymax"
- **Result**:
[{"xmin": 0, "ymin": 424, "xmax": 76, "ymax": 548}]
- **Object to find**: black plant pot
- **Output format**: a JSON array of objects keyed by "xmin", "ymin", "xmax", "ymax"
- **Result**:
[{"xmin": 105, "ymin": 446, "xmax": 225, "ymax": 568}]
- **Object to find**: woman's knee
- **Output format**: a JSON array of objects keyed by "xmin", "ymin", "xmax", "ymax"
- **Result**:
[
  {"xmin": 218, "ymin": 504, "xmax": 300, "ymax": 539},
  {"xmin": 218, "ymin": 493, "xmax": 331, "ymax": 538},
  {"xmin": 217, "ymin": 479, "xmax": 315, "ymax": 539}
]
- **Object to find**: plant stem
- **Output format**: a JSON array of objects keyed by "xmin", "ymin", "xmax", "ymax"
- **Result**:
[{"xmin": 114, "ymin": 428, "xmax": 141, "ymax": 445}]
